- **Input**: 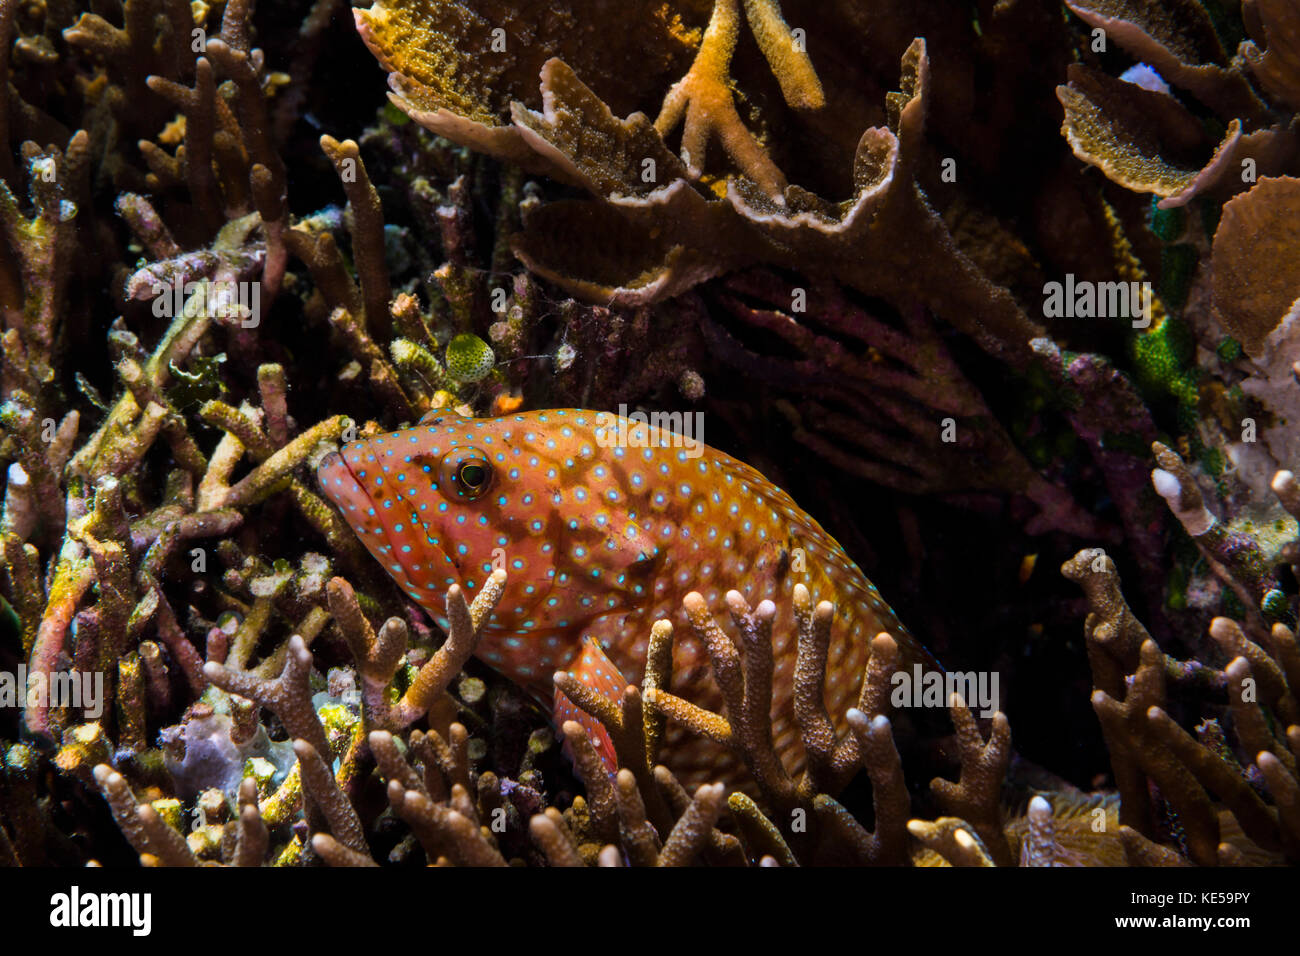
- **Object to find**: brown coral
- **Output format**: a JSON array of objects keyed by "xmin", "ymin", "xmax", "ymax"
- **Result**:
[
  {"xmin": 1210, "ymin": 176, "xmax": 1300, "ymax": 359},
  {"xmin": 358, "ymin": 6, "xmax": 1046, "ymax": 370},
  {"xmin": 1063, "ymin": 490, "xmax": 1300, "ymax": 866}
]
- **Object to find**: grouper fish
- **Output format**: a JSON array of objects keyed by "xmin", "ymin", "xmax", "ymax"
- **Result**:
[{"xmin": 317, "ymin": 409, "xmax": 925, "ymax": 784}]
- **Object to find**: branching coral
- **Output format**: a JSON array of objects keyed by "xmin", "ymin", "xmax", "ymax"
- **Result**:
[
  {"xmin": 325, "ymin": 571, "xmax": 503, "ymax": 731},
  {"xmin": 22, "ymin": 428, "xmax": 1300, "ymax": 868},
  {"xmin": 551, "ymin": 581, "xmax": 956, "ymax": 865},
  {"xmin": 60, "ymin": 563, "xmax": 1058, "ymax": 867},
  {"xmin": 4, "ymin": 0, "xmax": 1300, "ymax": 873},
  {"xmin": 0, "ymin": 132, "xmax": 87, "ymax": 418},
  {"xmin": 653, "ymin": 0, "xmax": 823, "ymax": 196},
  {"xmin": 0, "ymin": 0, "xmax": 534, "ymax": 863},
  {"xmin": 1060, "ymin": 438, "xmax": 1300, "ymax": 865}
]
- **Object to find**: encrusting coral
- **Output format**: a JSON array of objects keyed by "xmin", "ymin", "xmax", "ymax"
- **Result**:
[{"xmin": 2, "ymin": 0, "xmax": 1300, "ymax": 869}]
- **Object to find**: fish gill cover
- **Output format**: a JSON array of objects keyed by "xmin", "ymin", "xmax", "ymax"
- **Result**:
[{"xmin": 0, "ymin": 0, "xmax": 1297, "ymax": 881}]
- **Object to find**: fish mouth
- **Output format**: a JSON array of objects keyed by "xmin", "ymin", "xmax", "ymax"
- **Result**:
[
  {"xmin": 316, "ymin": 449, "xmax": 376, "ymax": 519},
  {"xmin": 315, "ymin": 443, "xmax": 460, "ymax": 604}
]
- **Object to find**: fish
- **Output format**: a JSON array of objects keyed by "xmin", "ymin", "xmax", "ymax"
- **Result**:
[{"xmin": 316, "ymin": 408, "xmax": 927, "ymax": 785}]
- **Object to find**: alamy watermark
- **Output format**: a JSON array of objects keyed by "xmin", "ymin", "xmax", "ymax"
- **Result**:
[
  {"xmin": 0, "ymin": 666, "xmax": 104, "ymax": 719},
  {"xmin": 1043, "ymin": 274, "xmax": 1152, "ymax": 328},
  {"xmin": 50, "ymin": 887, "xmax": 151, "ymax": 935},
  {"xmin": 891, "ymin": 664, "xmax": 1000, "ymax": 718},
  {"xmin": 594, "ymin": 404, "xmax": 705, "ymax": 459},
  {"xmin": 151, "ymin": 275, "xmax": 261, "ymax": 327}
]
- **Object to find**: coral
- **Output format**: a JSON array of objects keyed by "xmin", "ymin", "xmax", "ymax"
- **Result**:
[
  {"xmin": 353, "ymin": 0, "xmax": 696, "ymax": 176},
  {"xmin": 360, "ymin": 5, "xmax": 1046, "ymax": 371},
  {"xmin": 704, "ymin": 275, "xmax": 1107, "ymax": 538},
  {"xmin": 1062, "ymin": 0, "xmax": 1266, "ymax": 120},
  {"xmin": 324, "ymin": 571, "xmax": 502, "ymax": 731},
  {"xmin": 653, "ymin": 0, "xmax": 823, "ymax": 196},
  {"xmin": 1047, "ymin": 0, "xmax": 1300, "ymax": 631},
  {"xmin": 1241, "ymin": 0, "xmax": 1300, "ymax": 110},
  {"xmin": 94, "ymin": 764, "xmax": 198, "ymax": 867},
  {"xmin": 1210, "ymin": 176, "xmax": 1300, "ymax": 358},
  {"xmin": 639, "ymin": 585, "xmax": 907, "ymax": 812},
  {"xmin": 2, "ymin": 0, "xmax": 1299, "ymax": 873},
  {"xmin": 1058, "ymin": 443, "xmax": 1300, "ymax": 865},
  {"xmin": 1057, "ymin": 65, "xmax": 1251, "ymax": 208}
]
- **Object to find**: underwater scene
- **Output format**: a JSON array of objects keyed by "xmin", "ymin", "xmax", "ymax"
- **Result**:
[{"xmin": 1, "ymin": 0, "xmax": 1299, "ymax": 897}]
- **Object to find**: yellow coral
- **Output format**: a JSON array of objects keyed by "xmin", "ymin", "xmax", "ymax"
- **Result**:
[{"xmin": 655, "ymin": 0, "xmax": 824, "ymax": 197}]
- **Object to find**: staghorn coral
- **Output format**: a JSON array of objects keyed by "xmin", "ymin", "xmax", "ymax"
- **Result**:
[
  {"xmin": 1064, "ymin": 549, "xmax": 1298, "ymax": 865},
  {"xmin": 1055, "ymin": 438, "xmax": 1300, "ymax": 865},
  {"xmin": 652, "ymin": 0, "xmax": 823, "ymax": 196}
]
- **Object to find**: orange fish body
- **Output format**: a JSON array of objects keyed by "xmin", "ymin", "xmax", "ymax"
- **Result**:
[{"xmin": 317, "ymin": 409, "xmax": 921, "ymax": 784}]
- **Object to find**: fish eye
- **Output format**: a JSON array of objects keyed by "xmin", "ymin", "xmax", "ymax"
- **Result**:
[{"xmin": 439, "ymin": 447, "xmax": 493, "ymax": 500}]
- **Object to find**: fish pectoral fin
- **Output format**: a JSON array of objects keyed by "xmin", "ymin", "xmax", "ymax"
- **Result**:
[
  {"xmin": 606, "ymin": 525, "xmax": 663, "ymax": 579},
  {"xmin": 553, "ymin": 637, "xmax": 628, "ymax": 775}
]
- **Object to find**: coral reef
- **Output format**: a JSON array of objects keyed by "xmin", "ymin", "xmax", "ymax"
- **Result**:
[{"xmin": 0, "ymin": 0, "xmax": 1298, "ymax": 870}]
